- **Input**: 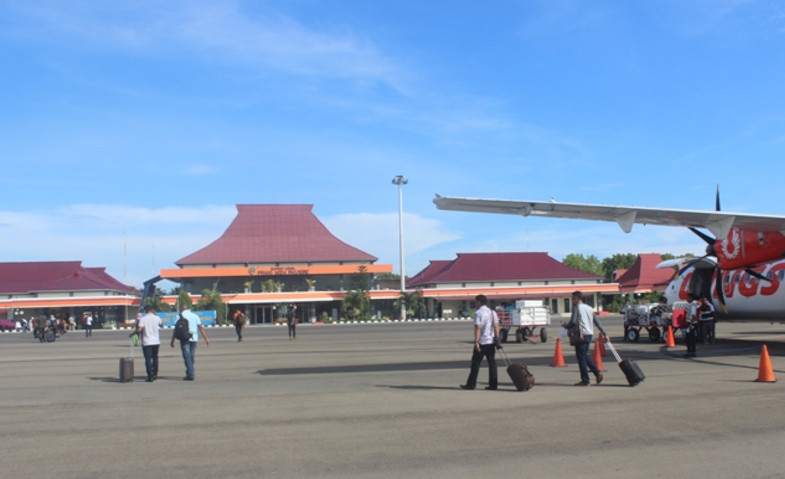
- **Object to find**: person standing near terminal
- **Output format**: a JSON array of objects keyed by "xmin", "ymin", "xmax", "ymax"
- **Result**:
[
  {"xmin": 84, "ymin": 313, "xmax": 93, "ymax": 337},
  {"xmin": 684, "ymin": 294, "xmax": 699, "ymax": 357},
  {"xmin": 460, "ymin": 294, "xmax": 501, "ymax": 390},
  {"xmin": 286, "ymin": 305, "xmax": 298, "ymax": 340},
  {"xmin": 699, "ymin": 296, "xmax": 715, "ymax": 344},
  {"xmin": 567, "ymin": 291, "xmax": 603, "ymax": 386},
  {"xmin": 135, "ymin": 305, "xmax": 162, "ymax": 382},
  {"xmin": 170, "ymin": 304, "xmax": 210, "ymax": 381}
]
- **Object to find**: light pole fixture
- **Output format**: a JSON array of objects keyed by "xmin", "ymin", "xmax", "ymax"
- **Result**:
[{"xmin": 392, "ymin": 175, "xmax": 408, "ymax": 321}]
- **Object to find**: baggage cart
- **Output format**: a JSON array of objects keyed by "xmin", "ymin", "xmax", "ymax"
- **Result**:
[
  {"xmin": 498, "ymin": 300, "xmax": 550, "ymax": 344},
  {"xmin": 623, "ymin": 303, "xmax": 669, "ymax": 342}
]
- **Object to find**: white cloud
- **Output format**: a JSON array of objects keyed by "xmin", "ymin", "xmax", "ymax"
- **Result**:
[
  {"xmin": 322, "ymin": 212, "xmax": 461, "ymax": 273},
  {"xmin": 0, "ymin": 204, "xmax": 237, "ymax": 287}
]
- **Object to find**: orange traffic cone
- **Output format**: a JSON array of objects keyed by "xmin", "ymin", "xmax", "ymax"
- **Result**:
[
  {"xmin": 593, "ymin": 339, "xmax": 605, "ymax": 372},
  {"xmin": 598, "ymin": 333, "xmax": 607, "ymax": 356},
  {"xmin": 551, "ymin": 338, "xmax": 567, "ymax": 367},
  {"xmin": 755, "ymin": 344, "xmax": 776, "ymax": 383},
  {"xmin": 665, "ymin": 326, "xmax": 676, "ymax": 347}
]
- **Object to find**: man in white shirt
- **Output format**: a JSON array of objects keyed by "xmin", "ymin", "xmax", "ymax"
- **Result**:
[
  {"xmin": 135, "ymin": 305, "xmax": 163, "ymax": 382},
  {"xmin": 461, "ymin": 294, "xmax": 501, "ymax": 391},
  {"xmin": 568, "ymin": 291, "xmax": 603, "ymax": 386}
]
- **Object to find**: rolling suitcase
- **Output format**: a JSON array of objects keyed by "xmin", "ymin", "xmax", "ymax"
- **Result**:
[
  {"xmin": 605, "ymin": 339, "xmax": 645, "ymax": 386},
  {"xmin": 119, "ymin": 338, "xmax": 134, "ymax": 383},
  {"xmin": 498, "ymin": 347, "xmax": 534, "ymax": 391}
]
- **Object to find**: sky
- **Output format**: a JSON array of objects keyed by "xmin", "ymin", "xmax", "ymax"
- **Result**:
[{"xmin": 2, "ymin": 0, "xmax": 785, "ymax": 289}]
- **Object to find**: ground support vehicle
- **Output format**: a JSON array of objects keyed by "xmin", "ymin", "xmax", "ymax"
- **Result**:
[
  {"xmin": 498, "ymin": 300, "xmax": 550, "ymax": 344},
  {"xmin": 623, "ymin": 303, "xmax": 671, "ymax": 342}
]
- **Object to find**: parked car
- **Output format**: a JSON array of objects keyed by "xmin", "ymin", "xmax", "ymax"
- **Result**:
[{"xmin": 0, "ymin": 318, "xmax": 18, "ymax": 331}]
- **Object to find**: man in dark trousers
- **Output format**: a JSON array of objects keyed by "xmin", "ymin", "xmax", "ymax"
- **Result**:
[
  {"xmin": 461, "ymin": 294, "xmax": 501, "ymax": 390},
  {"xmin": 684, "ymin": 294, "xmax": 699, "ymax": 357},
  {"xmin": 567, "ymin": 291, "xmax": 603, "ymax": 386}
]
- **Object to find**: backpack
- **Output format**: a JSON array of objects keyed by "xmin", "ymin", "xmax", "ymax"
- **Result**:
[{"xmin": 174, "ymin": 315, "xmax": 192, "ymax": 341}]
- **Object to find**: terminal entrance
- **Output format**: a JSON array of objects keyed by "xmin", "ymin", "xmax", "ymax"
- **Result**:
[{"xmin": 253, "ymin": 306, "xmax": 276, "ymax": 324}]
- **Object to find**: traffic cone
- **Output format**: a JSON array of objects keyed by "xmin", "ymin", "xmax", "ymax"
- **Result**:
[
  {"xmin": 598, "ymin": 333, "xmax": 607, "ymax": 356},
  {"xmin": 665, "ymin": 326, "xmax": 676, "ymax": 347},
  {"xmin": 755, "ymin": 344, "xmax": 776, "ymax": 383},
  {"xmin": 551, "ymin": 338, "xmax": 567, "ymax": 367},
  {"xmin": 593, "ymin": 339, "xmax": 605, "ymax": 372}
]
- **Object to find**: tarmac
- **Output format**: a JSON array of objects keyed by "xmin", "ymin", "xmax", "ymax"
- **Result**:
[{"xmin": 2, "ymin": 316, "xmax": 785, "ymax": 479}]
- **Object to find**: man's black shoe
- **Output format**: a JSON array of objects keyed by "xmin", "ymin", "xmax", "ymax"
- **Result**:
[
  {"xmin": 485, "ymin": 386, "xmax": 497, "ymax": 390},
  {"xmin": 459, "ymin": 384, "xmax": 475, "ymax": 390}
]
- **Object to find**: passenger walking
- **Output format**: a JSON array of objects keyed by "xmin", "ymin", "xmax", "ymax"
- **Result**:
[
  {"xmin": 566, "ymin": 291, "xmax": 603, "ymax": 386},
  {"xmin": 460, "ymin": 294, "xmax": 501, "ymax": 390},
  {"xmin": 170, "ymin": 304, "xmax": 210, "ymax": 381},
  {"xmin": 134, "ymin": 305, "xmax": 162, "ymax": 382},
  {"xmin": 233, "ymin": 310, "xmax": 246, "ymax": 342}
]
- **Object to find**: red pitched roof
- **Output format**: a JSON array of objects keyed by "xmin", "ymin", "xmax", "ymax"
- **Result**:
[
  {"xmin": 407, "ymin": 252, "xmax": 603, "ymax": 287},
  {"xmin": 177, "ymin": 204, "xmax": 377, "ymax": 265},
  {"xmin": 615, "ymin": 254, "xmax": 675, "ymax": 293},
  {"xmin": 0, "ymin": 261, "xmax": 134, "ymax": 294}
]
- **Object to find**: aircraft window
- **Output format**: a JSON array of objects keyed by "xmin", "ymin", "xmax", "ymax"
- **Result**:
[{"xmin": 780, "ymin": 271, "xmax": 785, "ymax": 281}]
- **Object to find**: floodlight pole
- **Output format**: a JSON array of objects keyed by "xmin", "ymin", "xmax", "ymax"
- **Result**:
[{"xmin": 392, "ymin": 175, "xmax": 408, "ymax": 321}]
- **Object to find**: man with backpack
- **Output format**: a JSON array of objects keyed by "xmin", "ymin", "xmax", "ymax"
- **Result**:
[{"xmin": 170, "ymin": 304, "xmax": 210, "ymax": 381}]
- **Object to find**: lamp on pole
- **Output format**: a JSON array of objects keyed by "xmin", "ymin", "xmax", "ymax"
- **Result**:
[{"xmin": 392, "ymin": 175, "xmax": 408, "ymax": 321}]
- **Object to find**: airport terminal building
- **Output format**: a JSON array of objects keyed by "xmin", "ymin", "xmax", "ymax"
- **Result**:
[
  {"xmin": 406, "ymin": 252, "xmax": 616, "ymax": 317},
  {"xmin": 158, "ymin": 204, "xmax": 397, "ymax": 323},
  {"xmin": 0, "ymin": 261, "xmax": 138, "ymax": 329},
  {"xmin": 158, "ymin": 205, "xmax": 617, "ymax": 322}
]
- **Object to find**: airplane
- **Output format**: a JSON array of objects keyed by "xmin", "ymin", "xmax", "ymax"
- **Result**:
[
  {"xmin": 661, "ymin": 257, "xmax": 785, "ymax": 320},
  {"xmin": 433, "ymin": 191, "xmax": 785, "ymax": 320}
]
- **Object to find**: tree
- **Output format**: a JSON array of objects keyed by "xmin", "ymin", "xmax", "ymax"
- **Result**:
[
  {"xmin": 144, "ymin": 287, "xmax": 174, "ymax": 312},
  {"xmin": 601, "ymin": 253, "xmax": 639, "ymax": 282},
  {"xmin": 562, "ymin": 254, "xmax": 604, "ymax": 277},
  {"xmin": 342, "ymin": 290, "xmax": 370, "ymax": 321},
  {"xmin": 395, "ymin": 290, "xmax": 426, "ymax": 319},
  {"xmin": 177, "ymin": 290, "xmax": 193, "ymax": 311},
  {"xmin": 342, "ymin": 266, "xmax": 371, "ymax": 321},
  {"xmin": 194, "ymin": 288, "xmax": 227, "ymax": 324}
]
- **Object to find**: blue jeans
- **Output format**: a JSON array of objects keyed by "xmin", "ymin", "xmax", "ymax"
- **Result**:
[
  {"xmin": 142, "ymin": 345, "xmax": 159, "ymax": 380},
  {"xmin": 575, "ymin": 334, "xmax": 600, "ymax": 384},
  {"xmin": 180, "ymin": 341, "xmax": 197, "ymax": 379}
]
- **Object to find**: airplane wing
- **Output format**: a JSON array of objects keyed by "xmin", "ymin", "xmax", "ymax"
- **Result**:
[{"xmin": 433, "ymin": 194, "xmax": 785, "ymax": 239}]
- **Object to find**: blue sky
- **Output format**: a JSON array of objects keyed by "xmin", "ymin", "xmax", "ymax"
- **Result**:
[{"xmin": 2, "ymin": 0, "xmax": 785, "ymax": 289}]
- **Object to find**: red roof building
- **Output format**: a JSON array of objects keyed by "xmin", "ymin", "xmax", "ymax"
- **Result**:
[
  {"xmin": 408, "ymin": 252, "xmax": 602, "ymax": 286},
  {"xmin": 177, "ymin": 204, "xmax": 377, "ymax": 266},
  {"xmin": 0, "ymin": 261, "xmax": 137, "ymax": 328},
  {"xmin": 158, "ymin": 205, "xmax": 394, "ymax": 324},
  {"xmin": 614, "ymin": 254, "xmax": 675, "ymax": 294},
  {"xmin": 407, "ymin": 252, "xmax": 616, "ymax": 316}
]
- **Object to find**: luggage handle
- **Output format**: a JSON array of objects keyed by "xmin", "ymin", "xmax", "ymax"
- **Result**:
[
  {"xmin": 497, "ymin": 345, "xmax": 512, "ymax": 367},
  {"xmin": 595, "ymin": 317, "xmax": 622, "ymax": 363}
]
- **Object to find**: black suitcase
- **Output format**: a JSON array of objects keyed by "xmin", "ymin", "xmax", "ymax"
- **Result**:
[
  {"xmin": 499, "ymin": 348, "xmax": 534, "ymax": 391},
  {"xmin": 605, "ymin": 339, "xmax": 645, "ymax": 387},
  {"xmin": 619, "ymin": 359, "xmax": 645, "ymax": 386}
]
